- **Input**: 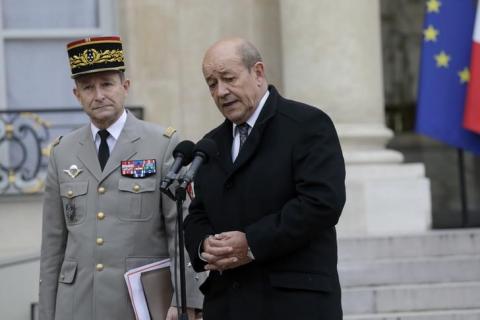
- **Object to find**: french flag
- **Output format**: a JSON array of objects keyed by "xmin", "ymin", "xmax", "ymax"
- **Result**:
[{"xmin": 464, "ymin": 5, "xmax": 480, "ymax": 133}]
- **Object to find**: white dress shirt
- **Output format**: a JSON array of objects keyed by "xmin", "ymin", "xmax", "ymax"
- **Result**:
[
  {"xmin": 90, "ymin": 109, "xmax": 127, "ymax": 153},
  {"xmin": 231, "ymin": 90, "xmax": 270, "ymax": 161}
]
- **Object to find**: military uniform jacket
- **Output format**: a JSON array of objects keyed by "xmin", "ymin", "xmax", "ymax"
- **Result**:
[
  {"xmin": 184, "ymin": 86, "xmax": 346, "ymax": 320},
  {"xmin": 39, "ymin": 113, "xmax": 203, "ymax": 320}
]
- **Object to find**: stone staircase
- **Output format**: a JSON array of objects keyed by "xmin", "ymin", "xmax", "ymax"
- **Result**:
[{"xmin": 338, "ymin": 229, "xmax": 480, "ymax": 320}]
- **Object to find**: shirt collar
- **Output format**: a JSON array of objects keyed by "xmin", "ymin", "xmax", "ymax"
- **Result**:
[
  {"xmin": 91, "ymin": 109, "xmax": 127, "ymax": 141},
  {"xmin": 232, "ymin": 89, "xmax": 270, "ymax": 137}
]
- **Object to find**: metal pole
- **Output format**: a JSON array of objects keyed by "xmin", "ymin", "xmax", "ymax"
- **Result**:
[
  {"xmin": 175, "ymin": 186, "xmax": 189, "ymax": 320},
  {"xmin": 457, "ymin": 148, "xmax": 469, "ymax": 227}
]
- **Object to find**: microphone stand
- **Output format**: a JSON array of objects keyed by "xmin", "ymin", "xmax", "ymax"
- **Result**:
[
  {"xmin": 160, "ymin": 183, "xmax": 189, "ymax": 319},
  {"xmin": 160, "ymin": 138, "xmax": 215, "ymax": 319},
  {"xmin": 174, "ymin": 184, "xmax": 189, "ymax": 320}
]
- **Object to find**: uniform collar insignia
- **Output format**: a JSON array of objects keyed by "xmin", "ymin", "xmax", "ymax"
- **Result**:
[{"xmin": 64, "ymin": 165, "xmax": 83, "ymax": 179}]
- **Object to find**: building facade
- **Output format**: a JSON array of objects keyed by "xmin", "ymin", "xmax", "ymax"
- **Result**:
[{"xmin": 0, "ymin": 1, "xmax": 438, "ymax": 319}]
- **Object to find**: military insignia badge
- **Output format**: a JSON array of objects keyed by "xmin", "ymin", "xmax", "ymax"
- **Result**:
[
  {"xmin": 163, "ymin": 126, "xmax": 176, "ymax": 138},
  {"xmin": 121, "ymin": 159, "xmax": 156, "ymax": 178},
  {"xmin": 65, "ymin": 201, "xmax": 76, "ymax": 222},
  {"xmin": 64, "ymin": 165, "xmax": 83, "ymax": 179}
]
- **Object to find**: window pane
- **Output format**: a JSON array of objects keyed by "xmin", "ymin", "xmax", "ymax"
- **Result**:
[
  {"xmin": 3, "ymin": 0, "xmax": 99, "ymax": 29},
  {"xmin": 5, "ymin": 40, "xmax": 79, "ymax": 109}
]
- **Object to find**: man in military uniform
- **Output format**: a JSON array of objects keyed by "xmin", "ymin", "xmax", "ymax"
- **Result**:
[{"xmin": 38, "ymin": 36, "xmax": 203, "ymax": 320}]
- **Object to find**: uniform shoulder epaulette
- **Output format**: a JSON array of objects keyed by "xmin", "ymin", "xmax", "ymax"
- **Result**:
[
  {"xmin": 53, "ymin": 135, "xmax": 63, "ymax": 147},
  {"xmin": 163, "ymin": 126, "xmax": 176, "ymax": 138}
]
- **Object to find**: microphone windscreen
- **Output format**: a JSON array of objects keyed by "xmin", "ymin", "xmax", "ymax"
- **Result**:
[
  {"xmin": 193, "ymin": 138, "xmax": 218, "ymax": 163},
  {"xmin": 173, "ymin": 140, "xmax": 195, "ymax": 165}
]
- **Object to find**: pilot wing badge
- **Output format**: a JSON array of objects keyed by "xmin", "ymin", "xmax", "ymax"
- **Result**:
[{"xmin": 64, "ymin": 165, "xmax": 83, "ymax": 179}]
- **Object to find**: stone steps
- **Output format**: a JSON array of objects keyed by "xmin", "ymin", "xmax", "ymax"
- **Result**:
[
  {"xmin": 338, "ymin": 229, "xmax": 480, "ymax": 319},
  {"xmin": 340, "ymin": 254, "xmax": 480, "ymax": 287},
  {"xmin": 343, "ymin": 281, "xmax": 480, "ymax": 315},
  {"xmin": 338, "ymin": 229, "xmax": 480, "ymax": 261},
  {"xmin": 344, "ymin": 308, "xmax": 480, "ymax": 320}
]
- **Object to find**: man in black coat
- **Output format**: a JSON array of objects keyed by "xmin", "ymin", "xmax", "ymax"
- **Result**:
[{"xmin": 184, "ymin": 37, "xmax": 346, "ymax": 320}]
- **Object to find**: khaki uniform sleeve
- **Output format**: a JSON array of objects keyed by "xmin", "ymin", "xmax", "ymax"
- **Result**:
[{"xmin": 38, "ymin": 143, "xmax": 68, "ymax": 320}]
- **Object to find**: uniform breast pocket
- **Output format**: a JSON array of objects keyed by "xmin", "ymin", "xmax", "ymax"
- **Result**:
[
  {"xmin": 60, "ymin": 181, "xmax": 89, "ymax": 225},
  {"xmin": 117, "ymin": 178, "xmax": 158, "ymax": 221}
]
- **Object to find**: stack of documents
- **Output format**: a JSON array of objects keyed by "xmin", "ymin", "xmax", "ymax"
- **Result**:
[{"xmin": 124, "ymin": 259, "xmax": 173, "ymax": 320}]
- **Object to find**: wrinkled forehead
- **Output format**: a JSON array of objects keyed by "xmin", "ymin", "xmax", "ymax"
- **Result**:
[
  {"xmin": 204, "ymin": 42, "xmax": 242, "ymax": 68},
  {"xmin": 202, "ymin": 55, "xmax": 244, "ymax": 78}
]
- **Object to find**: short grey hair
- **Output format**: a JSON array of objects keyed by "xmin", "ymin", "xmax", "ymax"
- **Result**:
[{"xmin": 237, "ymin": 40, "xmax": 263, "ymax": 70}]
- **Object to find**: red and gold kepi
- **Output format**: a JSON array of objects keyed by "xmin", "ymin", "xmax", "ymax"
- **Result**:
[{"xmin": 67, "ymin": 36, "xmax": 125, "ymax": 78}]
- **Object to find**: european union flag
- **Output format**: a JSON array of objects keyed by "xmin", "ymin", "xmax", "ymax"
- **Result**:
[{"xmin": 416, "ymin": 0, "xmax": 480, "ymax": 153}]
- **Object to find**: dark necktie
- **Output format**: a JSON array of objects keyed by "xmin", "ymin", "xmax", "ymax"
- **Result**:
[
  {"xmin": 237, "ymin": 123, "xmax": 250, "ymax": 149},
  {"xmin": 98, "ymin": 129, "xmax": 110, "ymax": 171}
]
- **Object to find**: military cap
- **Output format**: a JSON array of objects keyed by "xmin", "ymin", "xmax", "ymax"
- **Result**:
[{"xmin": 67, "ymin": 36, "xmax": 125, "ymax": 78}]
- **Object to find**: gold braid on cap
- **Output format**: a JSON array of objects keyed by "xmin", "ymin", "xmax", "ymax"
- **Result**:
[{"xmin": 69, "ymin": 48, "xmax": 124, "ymax": 70}]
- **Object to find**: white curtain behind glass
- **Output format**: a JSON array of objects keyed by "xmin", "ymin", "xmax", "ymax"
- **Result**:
[
  {"xmin": 3, "ymin": 0, "xmax": 98, "ymax": 29},
  {"xmin": 3, "ymin": 0, "xmax": 100, "ymax": 110},
  {"xmin": 5, "ymin": 40, "xmax": 80, "ymax": 108}
]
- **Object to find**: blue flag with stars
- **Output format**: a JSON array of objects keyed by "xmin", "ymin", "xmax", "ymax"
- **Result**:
[{"xmin": 416, "ymin": 0, "xmax": 480, "ymax": 153}]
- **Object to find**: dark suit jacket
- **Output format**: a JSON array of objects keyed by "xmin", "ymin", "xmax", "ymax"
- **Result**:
[{"xmin": 184, "ymin": 86, "xmax": 346, "ymax": 320}]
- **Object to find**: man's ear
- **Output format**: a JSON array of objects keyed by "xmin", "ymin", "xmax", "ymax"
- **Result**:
[
  {"xmin": 123, "ymin": 79, "xmax": 131, "ymax": 92},
  {"xmin": 253, "ymin": 62, "xmax": 266, "ymax": 86}
]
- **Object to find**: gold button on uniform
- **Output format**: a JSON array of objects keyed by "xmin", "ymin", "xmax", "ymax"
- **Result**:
[
  {"xmin": 67, "ymin": 190, "xmax": 73, "ymax": 197},
  {"xmin": 98, "ymin": 186, "xmax": 105, "ymax": 194},
  {"xmin": 60, "ymin": 274, "xmax": 65, "ymax": 280},
  {"xmin": 96, "ymin": 263, "xmax": 104, "ymax": 271},
  {"xmin": 133, "ymin": 184, "xmax": 140, "ymax": 192},
  {"xmin": 96, "ymin": 238, "xmax": 104, "ymax": 245},
  {"xmin": 97, "ymin": 212, "xmax": 105, "ymax": 220}
]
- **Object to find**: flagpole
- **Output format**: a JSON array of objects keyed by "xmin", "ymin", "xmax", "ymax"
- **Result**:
[{"xmin": 457, "ymin": 148, "xmax": 469, "ymax": 227}]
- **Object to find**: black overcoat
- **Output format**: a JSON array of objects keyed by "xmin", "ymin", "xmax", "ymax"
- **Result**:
[{"xmin": 184, "ymin": 86, "xmax": 346, "ymax": 320}]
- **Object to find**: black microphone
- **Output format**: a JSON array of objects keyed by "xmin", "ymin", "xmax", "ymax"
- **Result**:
[
  {"xmin": 160, "ymin": 140, "xmax": 195, "ymax": 191},
  {"xmin": 179, "ymin": 138, "xmax": 217, "ymax": 188}
]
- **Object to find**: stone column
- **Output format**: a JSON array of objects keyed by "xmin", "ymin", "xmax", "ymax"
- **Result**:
[
  {"xmin": 118, "ymin": 0, "xmax": 283, "ymax": 141},
  {"xmin": 279, "ymin": 0, "xmax": 431, "ymax": 236}
]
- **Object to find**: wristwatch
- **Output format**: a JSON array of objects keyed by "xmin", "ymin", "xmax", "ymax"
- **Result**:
[{"xmin": 247, "ymin": 246, "xmax": 255, "ymax": 260}]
